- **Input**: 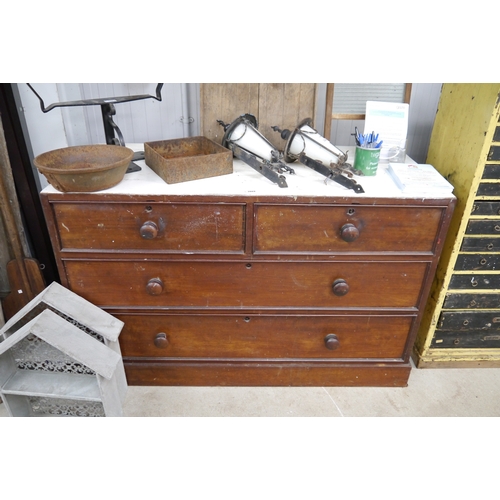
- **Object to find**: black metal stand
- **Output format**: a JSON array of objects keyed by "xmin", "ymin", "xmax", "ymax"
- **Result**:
[{"xmin": 27, "ymin": 84, "xmax": 164, "ymax": 172}]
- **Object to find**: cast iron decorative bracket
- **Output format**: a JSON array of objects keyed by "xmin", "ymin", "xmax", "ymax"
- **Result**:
[{"xmin": 298, "ymin": 153, "xmax": 365, "ymax": 193}]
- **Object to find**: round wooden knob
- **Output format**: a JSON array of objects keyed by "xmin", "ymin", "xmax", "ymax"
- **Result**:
[
  {"xmin": 332, "ymin": 279, "xmax": 349, "ymax": 296},
  {"xmin": 324, "ymin": 334, "xmax": 340, "ymax": 350},
  {"xmin": 154, "ymin": 332, "xmax": 169, "ymax": 348},
  {"xmin": 340, "ymin": 223, "xmax": 359, "ymax": 242},
  {"xmin": 140, "ymin": 221, "xmax": 158, "ymax": 239},
  {"xmin": 146, "ymin": 278, "xmax": 164, "ymax": 295}
]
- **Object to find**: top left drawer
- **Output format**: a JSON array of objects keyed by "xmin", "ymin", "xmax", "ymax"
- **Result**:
[{"xmin": 51, "ymin": 202, "xmax": 246, "ymax": 253}]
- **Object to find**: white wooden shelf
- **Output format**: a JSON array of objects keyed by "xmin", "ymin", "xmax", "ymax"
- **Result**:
[
  {"xmin": 2, "ymin": 370, "xmax": 101, "ymax": 400},
  {"xmin": 0, "ymin": 283, "xmax": 127, "ymax": 417}
]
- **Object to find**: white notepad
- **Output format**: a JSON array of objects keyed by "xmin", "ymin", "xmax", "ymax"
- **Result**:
[{"xmin": 387, "ymin": 162, "xmax": 454, "ymax": 193}]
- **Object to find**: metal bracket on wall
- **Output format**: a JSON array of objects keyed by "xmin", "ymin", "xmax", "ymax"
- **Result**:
[
  {"xmin": 298, "ymin": 153, "xmax": 365, "ymax": 193},
  {"xmin": 231, "ymin": 144, "xmax": 288, "ymax": 188}
]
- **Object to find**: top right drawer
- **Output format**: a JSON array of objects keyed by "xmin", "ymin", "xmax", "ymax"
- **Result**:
[{"xmin": 254, "ymin": 204, "xmax": 445, "ymax": 254}]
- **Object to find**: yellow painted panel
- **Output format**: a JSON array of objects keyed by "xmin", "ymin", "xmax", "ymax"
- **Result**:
[
  {"xmin": 427, "ymin": 84, "xmax": 500, "ymax": 202},
  {"xmin": 416, "ymin": 83, "xmax": 500, "ymax": 365}
]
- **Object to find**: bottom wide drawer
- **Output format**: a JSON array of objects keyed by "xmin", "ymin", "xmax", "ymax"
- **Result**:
[{"xmin": 115, "ymin": 313, "xmax": 415, "ymax": 360}]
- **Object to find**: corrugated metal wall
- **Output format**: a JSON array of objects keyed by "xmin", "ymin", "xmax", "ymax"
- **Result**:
[
  {"xmin": 405, "ymin": 83, "xmax": 443, "ymax": 162},
  {"xmin": 74, "ymin": 83, "xmax": 198, "ymax": 144},
  {"xmin": 327, "ymin": 83, "xmax": 442, "ymax": 163},
  {"xmin": 332, "ymin": 83, "xmax": 407, "ymax": 114}
]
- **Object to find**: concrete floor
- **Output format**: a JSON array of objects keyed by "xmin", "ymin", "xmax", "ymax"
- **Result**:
[{"xmin": 1, "ymin": 361, "xmax": 499, "ymax": 417}]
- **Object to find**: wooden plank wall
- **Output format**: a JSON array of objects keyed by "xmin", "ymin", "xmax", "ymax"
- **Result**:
[{"xmin": 200, "ymin": 83, "xmax": 318, "ymax": 151}]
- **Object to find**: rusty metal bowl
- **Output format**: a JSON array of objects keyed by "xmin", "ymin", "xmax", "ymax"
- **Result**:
[{"xmin": 34, "ymin": 145, "xmax": 134, "ymax": 192}]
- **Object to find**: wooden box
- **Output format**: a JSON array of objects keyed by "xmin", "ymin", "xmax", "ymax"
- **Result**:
[{"xmin": 144, "ymin": 136, "xmax": 232, "ymax": 184}]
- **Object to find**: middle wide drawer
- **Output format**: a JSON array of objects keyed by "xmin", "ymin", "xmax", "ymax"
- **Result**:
[{"xmin": 64, "ymin": 260, "xmax": 429, "ymax": 309}]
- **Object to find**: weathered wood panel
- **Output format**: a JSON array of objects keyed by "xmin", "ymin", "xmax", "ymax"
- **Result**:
[
  {"xmin": 481, "ymin": 164, "xmax": 500, "ymax": 179},
  {"xmin": 454, "ymin": 253, "xmax": 500, "ymax": 271},
  {"xmin": 493, "ymin": 125, "xmax": 500, "ymax": 142},
  {"xmin": 470, "ymin": 201, "xmax": 500, "ymax": 216},
  {"xmin": 488, "ymin": 145, "xmax": 500, "ymax": 161},
  {"xmin": 200, "ymin": 84, "xmax": 259, "ymax": 145},
  {"xmin": 443, "ymin": 293, "xmax": 500, "ymax": 309},
  {"xmin": 449, "ymin": 274, "xmax": 500, "ymax": 290},
  {"xmin": 438, "ymin": 310, "xmax": 500, "ymax": 331},
  {"xmin": 258, "ymin": 83, "xmax": 317, "ymax": 151},
  {"xmin": 200, "ymin": 83, "xmax": 317, "ymax": 149},
  {"xmin": 476, "ymin": 182, "xmax": 500, "ymax": 197},
  {"xmin": 466, "ymin": 219, "xmax": 500, "ymax": 235},
  {"xmin": 432, "ymin": 331, "xmax": 500, "ymax": 348},
  {"xmin": 461, "ymin": 237, "xmax": 500, "ymax": 252}
]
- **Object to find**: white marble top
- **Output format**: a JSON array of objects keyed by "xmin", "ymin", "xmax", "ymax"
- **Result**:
[{"xmin": 41, "ymin": 144, "xmax": 455, "ymax": 200}]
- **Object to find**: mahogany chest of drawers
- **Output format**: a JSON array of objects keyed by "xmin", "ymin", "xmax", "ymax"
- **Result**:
[{"xmin": 41, "ymin": 151, "xmax": 455, "ymax": 387}]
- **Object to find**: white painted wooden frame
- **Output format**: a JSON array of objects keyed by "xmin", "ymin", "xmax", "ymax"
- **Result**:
[
  {"xmin": 0, "ymin": 281, "xmax": 127, "ymax": 403},
  {"xmin": 0, "ymin": 283, "xmax": 127, "ymax": 417}
]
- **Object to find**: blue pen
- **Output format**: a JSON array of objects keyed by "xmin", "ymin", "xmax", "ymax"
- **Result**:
[{"xmin": 355, "ymin": 127, "xmax": 362, "ymax": 146}]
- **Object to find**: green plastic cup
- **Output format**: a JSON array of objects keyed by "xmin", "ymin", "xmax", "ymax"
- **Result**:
[{"xmin": 353, "ymin": 146, "xmax": 381, "ymax": 176}]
